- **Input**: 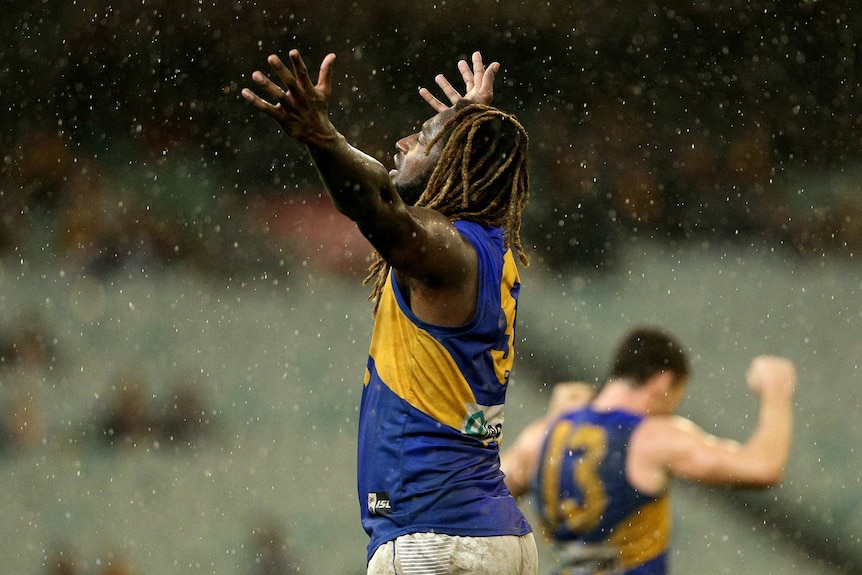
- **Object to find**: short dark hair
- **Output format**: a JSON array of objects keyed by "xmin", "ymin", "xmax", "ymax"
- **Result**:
[{"xmin": 609, "ymin": 327, "xmax": 689, "ymax": 386}]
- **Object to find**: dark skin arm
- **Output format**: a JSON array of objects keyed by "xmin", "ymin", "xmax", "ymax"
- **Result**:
[{"xmin": 242, "ymin": 50, "xmax": 479, "ymax": 324}]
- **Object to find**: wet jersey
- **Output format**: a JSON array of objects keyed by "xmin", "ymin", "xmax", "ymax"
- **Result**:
[
  {"xmin": 534, "ymin": 408, "xmax": 671, "ymax": 575},
  {"xmin": 357, "ymin": 220, "xmax": 531, "ymax": 563}
]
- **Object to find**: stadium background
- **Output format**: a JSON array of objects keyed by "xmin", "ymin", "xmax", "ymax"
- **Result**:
[{"xmin": 1, "ymin": 1, "xmax": 860, "ymax": 573}]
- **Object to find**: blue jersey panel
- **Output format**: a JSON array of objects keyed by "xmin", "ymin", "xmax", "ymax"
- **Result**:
[{"xmin": 357, "ymin": 221, "xmax": 530, "ymax": 562}]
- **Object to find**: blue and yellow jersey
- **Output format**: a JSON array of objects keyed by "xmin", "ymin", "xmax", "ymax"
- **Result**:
[
  {"xmin": 534, "ymin": 408, "xmax": 670, "ymax": 575},
  {"xmin": 357, "ymin": 220, "xmax": 531, "ymax": 562}
]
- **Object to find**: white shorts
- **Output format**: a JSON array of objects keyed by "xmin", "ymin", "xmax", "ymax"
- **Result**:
[{"xmin": 367, "ymin": 532, "xmax": 538, "ymax": 575}]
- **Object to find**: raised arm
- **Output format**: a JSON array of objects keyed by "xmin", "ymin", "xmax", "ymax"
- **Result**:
[
  {"xmin": 631, "ymin": 356, "xmax": 796, "ymax": 491},
  {"xmin": 242, "ymin": 51, "xmax": 392, "ymax": 223},
  {"xmin": 419, "ymin": 51, "xmax": 500, "ymax": 112},
  {"xmin": 242, "ymin": 50, "xmax": 477, "ymax": 320}
]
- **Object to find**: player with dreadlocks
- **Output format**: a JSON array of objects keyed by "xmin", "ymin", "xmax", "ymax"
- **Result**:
[
  {"xmin": 364, "ymin": 99, "xmax": 530, "ymax": 311},
  {"xmin": 243, "ymin": 49, "xmax": 537, "ymax": 575}
]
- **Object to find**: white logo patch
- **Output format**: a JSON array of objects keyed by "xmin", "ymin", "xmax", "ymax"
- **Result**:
[
  {"xmin": 462, "ymin": 402, "xmax": 505, "ymax": 440},
  {"xmin": 368, "ymin": 492, "xmax": 392, "ymax": 515}
]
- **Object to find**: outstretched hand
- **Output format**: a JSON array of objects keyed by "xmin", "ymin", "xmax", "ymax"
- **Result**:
[
  {"xmin": 242, "ymin": 50, "xmax": 337, "ymax": 144},
  {"xmin": 419, "ymin": 51, "xmax": 500, "ymax": 112}
]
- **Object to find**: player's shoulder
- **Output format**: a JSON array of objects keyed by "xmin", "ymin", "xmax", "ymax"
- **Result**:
[{"xmin": 631, "ymin": 415, "xmax": 704, "ymax": 453}]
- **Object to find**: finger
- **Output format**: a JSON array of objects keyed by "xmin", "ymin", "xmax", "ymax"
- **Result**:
[
  {"xmin": 434, "ymin": 73, "xmax": 463, "ymax": 104},
  {"xmin": 266, "ymin": 55, "xmax": 304, "ymax": 104},
  {"xmin": 288, "ymin": 49, "xmax": 314, "ymax": 91},
  {"xmin": 316, "ymin": 53, "xmax": 337, "ymax": 98},
  {"xmin": 266, "ymin": 54, "xmax": 297, "ymax": 91},
  {"xmin": 419, "ymin": 87, "xmax": 449, "ymax": 113},
  {"xmin": 482, "ymin": 61, "xmax": 500, "ymax": 91},
  {"xmin": 251, "ymin": 69, "xmax": 291, "ymax": 103},
  {"xmin": 458, "ymin": 59, "xmax": 474, "ymax": 90},
  {"xmin": 241, "ymin": 87, "xmax": 277, "ymax": 114},
  {"xmin": 469, "ymin": 51, "xmax": 485, "ymax": 87}
]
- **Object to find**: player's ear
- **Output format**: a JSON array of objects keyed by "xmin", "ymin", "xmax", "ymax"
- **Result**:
[{"xmin": 649, "ymin": 371, "xmax": 676, "ymax": 397}]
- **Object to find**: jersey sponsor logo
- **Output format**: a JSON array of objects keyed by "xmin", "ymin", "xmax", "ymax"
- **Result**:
[
  {"xmin": 462, "ymin": 402, "xmax": 504, "ymax": 439},
  {"xmin": 368, "ymin": 492, "xmax": 392, "ymax": 515}
]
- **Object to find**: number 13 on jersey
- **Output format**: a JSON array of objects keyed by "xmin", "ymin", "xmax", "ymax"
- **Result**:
[{"xmin": 538, "ymin": 422, "xmax": 609, "ymax": 533}]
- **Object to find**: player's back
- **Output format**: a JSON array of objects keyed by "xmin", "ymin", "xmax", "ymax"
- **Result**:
[{"xmin": 534, "ymin": 407, "xmax": 670, "ymax": 575}]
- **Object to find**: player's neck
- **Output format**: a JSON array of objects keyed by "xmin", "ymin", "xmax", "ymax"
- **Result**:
[{"xmin": 591, "ymin": 379, "xmax": 651, "ymax": 414}]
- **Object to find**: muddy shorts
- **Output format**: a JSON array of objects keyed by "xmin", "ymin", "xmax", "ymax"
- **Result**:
[{"xmin": 368, "ymin": 532, "xmax": 538, "ymax": 575}]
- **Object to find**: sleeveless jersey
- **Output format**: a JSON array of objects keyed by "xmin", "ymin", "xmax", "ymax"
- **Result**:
[
  {"xmin": 357, "ymin": 220, "xmax": 532, "ymax": 562},
  {"xmin": 534, "ymin": 408, "xmax": 671, "ymax": 575}
]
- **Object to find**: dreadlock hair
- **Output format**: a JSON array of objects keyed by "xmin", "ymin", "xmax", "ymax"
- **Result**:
[{"xmin": 364, "ymin": 100, "xmax": 531, "ymax": 313}]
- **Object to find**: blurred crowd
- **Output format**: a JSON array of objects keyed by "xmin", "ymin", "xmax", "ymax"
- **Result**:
[
  {"xmin": 1, "ymin": 0, "xmax": 860, "ymax": 280},
  {"xmin": 42, "ymin": 518, "xmax": 303, "ymax": 575},
  {"xmin": 0, "ymin": 312, "xmax": 214, "ymax": 454},
  {"xmin": 0, "ymin": 309, "xmax": 325, "ymax": 574}
]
